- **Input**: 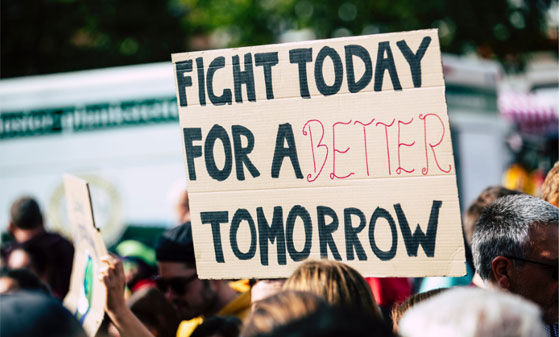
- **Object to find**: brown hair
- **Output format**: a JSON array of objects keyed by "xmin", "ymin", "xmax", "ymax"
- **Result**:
[
  {"xmin": 391, "ymin": 288, "xmax": 446, "ymax": 332},
  {"xmin": 282, "ymin": 260, "xmax": 382, "ymax": 320},
  {"xmin": 128, "ymin": 287, "xmax": 181, "ymax": 337},
  {"xmin": 541, "ymin": 162, "xmax": 559, "ymax": 207},
  {"xmin": 241, "ymin": 290, "xmax": 326, "ymax": 337},
  {"xmin": 10, "ymin": 196, "xmax": 43, "ymax": 230}
]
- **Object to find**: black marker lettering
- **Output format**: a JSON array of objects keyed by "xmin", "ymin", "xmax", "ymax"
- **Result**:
[
  {"xmin": 344, "ymin": 207, "xmax": 367, "ymax": 261},
  {"xmin": 255, "ymin": 52, "xmax": 279, "ymax": 100},
  {"xmin": 286, "ymin": 205, "xmax": 312, "ymax": 261},
  {"xmin": 289, "ymin": 48, "xmax": 313, "ymax": 99},
  {"xmin": 345, "ymin": 45, "xmax": 372, "ymax": 93},
  {"xmin": 205, "ymin": 124, "xmax": 233, "ymax": 181},
  {"xmin": 317, "ymin": 206, "xmax": 342, "ymax": 260},
  {"xmin": 201, "ymin": 211, "xmax": 229, "ymax": 263},
  {"xmin": 232, "ymin": 125, "xmax": 260, "ymax": 181},
  {"xmin": 315, "ymin": 46, "xmax": 343, "ymax": 96},
  {"xmin": 232, "ymin": 53, "xmax": 256, "ymax": 103},
  {"xmin": 394, "ymin": 200, "xmax": 441, "ymax": 257},
  {"xmin": 196, "ymin": 57, "xmax": 206, "ymax": 106},
  {"xmin": 230, "ymin": 209, "xmax": 257, "ymax": 260},
  {"xmin": 257, "ymin": 206, "xmax": 286, "ymax": 266},
  {"xmin": 368, "ymin": 207, "xmax": 398, "ymax": 261},
  {"xmin": 207, "ymin": 56, "xmax": 233, "ymax": 105},
  {"xmin": 183, "ymin": 128, "xmax": 203, "ymax": 181},
  {"xmin": 374, "ymin": 42, "xmax": 402, "ymax": 92},
  {"xmin": 176, "ymin": 60, "xmax": 193, "ymax": 107},
  {"xmin": 396, "ymin": 36, "xmax": 431, "ymax": 88},
  {"xmin": 271, "ymin": 123, "xmax": 303, "ymax": 179}
]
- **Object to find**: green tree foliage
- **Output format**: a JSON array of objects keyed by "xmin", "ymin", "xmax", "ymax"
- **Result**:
[
  {"xmin": 1, "ymin": 0, "xmax": 556, "ymax": 78},
  {"xmin": 1, "ymin": 0, "xmax": 189, "ymax": 78}
]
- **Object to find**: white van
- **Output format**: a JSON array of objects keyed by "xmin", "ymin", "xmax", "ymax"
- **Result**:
[{"xmin": 1, "ymin": 62, "xmax": 186, "ymax": 244}]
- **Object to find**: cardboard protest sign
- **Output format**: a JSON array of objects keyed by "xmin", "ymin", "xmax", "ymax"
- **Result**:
[
  {"xmin": 172, "ymin": 29, "xmax": 466, "ymax": 279},
  {"xmin": 63, "ymin": 174, "xmax": 107, "ymax": 337}
]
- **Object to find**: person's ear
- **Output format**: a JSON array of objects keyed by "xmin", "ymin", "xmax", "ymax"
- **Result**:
[{"xmin": 491, "ymin": 256, "xmax": 513, "ymax": 290}]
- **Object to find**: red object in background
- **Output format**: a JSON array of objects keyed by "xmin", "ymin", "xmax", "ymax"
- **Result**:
[
  {"xmin": 366, "ymin": 277, "xmax": 412, "ymax": 307},
  {"xmin": 131, "ymin": 278, "xmax": 156, "ymax": 293}
]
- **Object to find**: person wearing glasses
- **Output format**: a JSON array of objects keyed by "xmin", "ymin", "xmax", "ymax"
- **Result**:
[
  {"xmin": 154, "ymin": 222, "xmax": 251, "ymax": 337},
  {"xmin": 471, "ymin": 194, "xmax": 558, "ymax": 337}
]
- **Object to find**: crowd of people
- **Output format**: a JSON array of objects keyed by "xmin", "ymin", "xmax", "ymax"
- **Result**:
[{"xmin": 0, "ymin": 162, "xmax": 558, "ymax": 337}]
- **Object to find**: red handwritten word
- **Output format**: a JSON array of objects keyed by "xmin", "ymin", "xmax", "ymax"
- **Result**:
[{"xmin": 302, "ymin": 114, "xmax": 451, "ymax": 181}]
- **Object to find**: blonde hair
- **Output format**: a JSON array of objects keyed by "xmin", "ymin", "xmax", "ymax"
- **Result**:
[
  {"xmin": 541, "ymin": 162, "xmax": 559, "ymax": 207},
  {"xmin": 241, "ymin": 290, "xmax": 325, "ymax": 337},
  {"xmin": 282, "ymin": 260, "xmax": 382, "ymax": 319},
  {"xmin": 391, "ymin": 288, "xmax": 446, "ymax": 332}
]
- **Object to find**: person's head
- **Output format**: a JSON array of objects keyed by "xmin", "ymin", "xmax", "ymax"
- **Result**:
[
  {"xmin": 541, "ymin": 161, "xmax": 559, "ymax": 207},
  {"xmin": 282, "ymin": 260, "xmax": 382, "ymax": 320},
  {"xmin": 127, "ymin": 287, "xmax": 181, "ymax": 337},
  {"xmin": 242, "ymin": 290, "xmax": 327, "ymax": 337},
  {"xmin": 7, "ymin": 246, "xmax": 48, "ymax": 282},
  {"xmin": 471, "ymin": 194, "xmax": 558, "ymax": 324},
  {"xmin": 398, "ymin": 288, "xmax": 546, "ymax": 337},
  {"xmin": 250, "ymin": 279, "xmax": 286, "ymax": 310},
  {"xmin": 463, "ymin": 186, "xmax": 522, "ymax": 246},
  {"xmin": 0, "ymin": 291, "xmax": 87, "ymax": 337},
  {"xmin": 191, "ymin": 316, "xmax": 241, "ymax": 337},
  {"xmin": 257, "ymin": 304, "xmax": 394, "ymax": 337},
  {"xmin": 390, "ymin": 288, "xmax": 446, "ymax": 332},
  {"xmin": 0, "ymin": 268, "xmax": 51, "ymax": 295},
  {"xmin": 8, "ymin": 196, "xmax": 43, "ymax": 234},
  {"xmin": 155, "ymin": 222, "xmax": 233, "ymax": 320}
]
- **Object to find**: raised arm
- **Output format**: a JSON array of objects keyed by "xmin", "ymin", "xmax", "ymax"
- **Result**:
[{"xmin": 99, "ymin": 255, "xmax": 155, "ymax": 337}]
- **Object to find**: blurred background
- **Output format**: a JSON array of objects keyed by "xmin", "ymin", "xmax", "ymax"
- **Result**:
[{"xmin": 1, "ymin": 0, "xmax": 558, "ymax": 248}]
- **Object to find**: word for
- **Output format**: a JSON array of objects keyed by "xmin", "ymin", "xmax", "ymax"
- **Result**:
[
  {"xmin": 200, "ymin": 200, "xmax": 442, "ymax": 265},
  {"xmin": 176, "ymin": 37, "xmax": 431, "ymax": 106}
]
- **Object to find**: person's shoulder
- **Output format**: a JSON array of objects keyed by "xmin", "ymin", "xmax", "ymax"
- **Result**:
[
  {"xmin": 177, "ymin": 317, "xmax": 204, "ymax": 337},
  {"xmin": 218, "ymin": 289, "xmax": 252, "ymax": 321},
  {"xmin": 24, "ymin": 232, "xmax": 73, "ymax": 251},
  {"xmin": 45, "ymin": 231, "xmax": 72, "ymax": 244}
]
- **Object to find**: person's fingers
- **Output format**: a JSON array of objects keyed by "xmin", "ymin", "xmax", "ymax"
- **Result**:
[
  {"xmin": 99, "ymin": 255, "xmax": 114, "ymax": 265},
  {"xmin": 100, "ymin": 254, "xmax": 122, "ymax": 266},
  {"xmin": 99, "ymin": 255, "xmax": 124, "ymax": 274},
  {"xmin": 99, "ymin": 266, "xmax": 109, "ymax": 279}
]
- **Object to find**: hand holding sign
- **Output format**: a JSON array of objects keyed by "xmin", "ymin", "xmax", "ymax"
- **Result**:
[
  {"xmin": 99, "ymin": 255, "xmax": 155, "ymax": 337},
  {"xmin": 99, "ymin": 255, "xmax": 126, "ymax": 315}
]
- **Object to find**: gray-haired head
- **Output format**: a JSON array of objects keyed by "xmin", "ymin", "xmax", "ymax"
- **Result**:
[
  {"xmin": 399, "ymin": 287, "xmax": 546, "ymax": 337},
  {"xmin": 471, "ymin": 194, "xmax": 558, "ymax": 281}
]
